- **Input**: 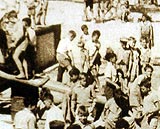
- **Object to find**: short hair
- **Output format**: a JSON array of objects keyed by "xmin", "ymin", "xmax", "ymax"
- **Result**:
[
  {"xmin": 117, "ymin": 68, "xmax": 124, "ymax": 79},
  {"xmin": 69, "ymin": 30, "xmax": 76, "ymax": 38},
  {"xmin": 67, "ymin": 124, "xmax": 82, "ymax": 129},
  {"xmin": 113, "ymin": 88, "xmax": 123, "ymax": 97},
  {"xmin": 40, "ymin": 87, "xmax": 51, "ymax": 100},
  {"xmin": 49, "ymin": 120, "xmax": 65, "ymax": 129},
  {"xmin": 139, "ymin": 78, "xmax": 151, "ymax": 88},
  {"xmin": 128, "ymin": 36, "xmax": 136, "ymax": 43},
  {"xmin": 120, "ymin": 37, "xmax": 128, "ymax": 44},
  {"xmin": 43, "ymin": 93, "xmax": 54, "ymax": 102},
  {"xmin": 22, "ymin": 17, "xmax": 32, "ymax": 27},
  {"xmin": 81, "ymin": 24, "xmax": 88, "ymax": 31},
  {"xmin": 144, "ymin": 64, "xmax": 153, "ymax": 72},
  {"xmin": 104, "ymin": 52, "xmax": 117, "ymax": 62},
  {"xmin": 116, "ymin": 118, "xmax": 129, "ymax": 128},
  {"xmin": 24, "ymin": 97, "xmax": 37, "ymax": 107},
  {"xmin": 69, "ymin": 66, "xmax": 80, "ymax": 77},
  {"xmin": 92, "ymin": 30, "xmax": 101, "ymax": 38},
  {"xmin": 142, "ymin": 13, "xmax": 152, "ymax": 21},
  {"xmin": 7, "ymin": 10, "xmax": 17, "ymax": 19}
]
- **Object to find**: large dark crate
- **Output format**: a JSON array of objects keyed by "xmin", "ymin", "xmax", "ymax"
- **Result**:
[{"xmin": 35, "ymin": 24, "xmax": 61, "ymax": 73}]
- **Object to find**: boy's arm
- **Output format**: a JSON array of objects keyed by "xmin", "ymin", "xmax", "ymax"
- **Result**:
[
  {"xmin": 127, "ymin": 51, "xmax": 133, "ymax": 78},
  {"xmin": 68, "ymin": 50, "xmax": 75, "ymax": 66},
  {"xmin": 149, "ymin": 24, "xmax": 154, "ymax": 47},
  {"xmin": 101, "ymin": 101, "xmax": 110, "ymax": 120},
  {"xmin": 90, "ymin": 85, "xmax": 96, "ymax": 111},
  {"xmin": 71, "ymin": 90, "xmax": 76, "ymax": 117},
  {"xmin": 28, "ymin": 116, "xmax": 36, "ymax": 129}
]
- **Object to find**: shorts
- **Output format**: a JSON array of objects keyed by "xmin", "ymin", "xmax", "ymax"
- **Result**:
[
  {"xmin": 56, "ymin": 53, "xmax": 71, "ymax": 68},
  {"xmin": 85, "ymin": 0, "xmax": 93, "ymax": 9},
  {"xmin": 93, "ymin": 52, "xmax": 101, "ymax": 66}
]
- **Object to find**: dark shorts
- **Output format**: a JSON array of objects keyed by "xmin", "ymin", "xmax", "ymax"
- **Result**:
[
  {"xmin": 93, "ymin": 52, "xmax": 101, "ymax": 66},
  {"xmin": 85, "ymin": 0, "xmax": 93, "ymax": 9}
]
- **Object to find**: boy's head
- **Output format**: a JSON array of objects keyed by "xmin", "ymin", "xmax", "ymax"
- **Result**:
[
  {"xmin": 104, "ymin": 52, "xmax": 117, "ymax": 63},
  {"xmin": 7, "ymin": 10, "xmax": 17, "ymax": 23},
  {"xmin": 92, "ymin": 30, "xmax": 100, "ymax": 42},
  {"xmin": 24, "ymin": 97, "xmax": 37, "ymax": 110},
  {"xmin": 68, "ymin": 30, "xmax": 76, "ymax": 41},
  {"xmin": 67, "ymin": 124, "xmax": 82, "ymax": 129},
  {"xmin": 49, "ymin": 120, "xmax": 65, "ymax": 129},
  {"xmin": 22, "ymin": 17, "xmax": 31, "ymax": 28},
  {"xmin": 117, "ymin": 69, "xmax": 124, "ymax": 79},
  {"xmin": 43, "ymin": 93, "xmax": 54, "ymax": 109},
  {"xmin": 144, "ymin": 64, "xmax": 153, "ymax": 78},
  {"xmin": 69, "ymin": 66, "xmax": 80, "ymax": 82},
  {"xmin": 79, "ymin": 73, "xmax": 88, "ymax": 87},
  {"xmin": 77, "ymin": 105, "xmax": 89, "ymax": 124},
  {"xmin": 81, "ymin": 24, "xmax": 88, "ymax": 35},
  {"xmin": 124, "ymin": 0, "xmax": 129, "ymax": 8},
  {"xmin": 140, "ymin": 37, "xmax": 148, "ymax": 48},
  {"xmin": 40, "ymin": 87, "xmax": 51, "ymax": 100},
  {"xmin": 120, "ymin": 37, "xmax": 128, "ymax": 49},
  {"xmin": 139, "ymin": 78, "xmax": 151, "ymax": 96},
  {"xmin": 128, "ymin": 36, "xmax": 136, "ymax": 48},
  {"xmin": 113, "ymin": 88, "xmax": 123, "ymax": 99},
  {"xmin": 141, "ymin": 13, "xmax": 151, "ymax": 22}
]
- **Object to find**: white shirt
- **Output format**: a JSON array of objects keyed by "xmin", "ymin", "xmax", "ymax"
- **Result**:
[
  {"xmin": 14, "ymin": 108, "xmax": 36, "ymax": 129},
  {"xmin": 85, "ymin": 40, "xmax": 97, "ymax": 57},
  {"xmin": 102, "ymin": 98, "xmax": 122, "ymax": 122},
  {"xmin": 143, "ymin": 90, "xmax": 159, "ymax": 115},
  {"xmin": 45, "ymin": 105, "xmax": 64, "ymax": 129},
  {"xmin": 104, "ymin": 62, "xmax": 117, "ymax": 82},
  {"xmin": 56, "ymin": 38, "xmax": 72, "ymax": 56},
  {"xmin": 80, "ymin": 33, "xmax": 90, "ymax": 43}
]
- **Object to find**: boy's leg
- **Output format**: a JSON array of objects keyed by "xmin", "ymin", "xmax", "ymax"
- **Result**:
[
  {"xmin": 57, "ymin": 65, "xmax": 66, "ymax": 82},
  {"xmin": 13, "ymin": 48, "xmax": 25, "ymax": 78},
  {"xmin": 13, "ymin": 40, "xmax": 29, "ymax": 78},
  {"xmin": 22, "ymin": 59, "xmax": 28, "ymax": 79}
]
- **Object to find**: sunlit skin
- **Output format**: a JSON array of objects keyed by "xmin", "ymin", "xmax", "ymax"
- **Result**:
[
  {"xmin": 44, "ymin": 99, "xmax": 52, "ymax": 109},
  {"xmin": 69, "ymin": 32, "xmax": 75, "ymax": 41},
  {"xmin": 70, "ymin": 74, "xmax": 79, "ymax": 82},
  {"xmin": 141, "ymin": 39, "xmax": 148, "ymax": 49},
  {"xmin": 110, "ymin": 56, "xmax": 117, "ymax": 64},
  {"xmin": 142, "ymin": 15, "xmax": 147, "ymax": 22},
  {"xmin": 83, "ymin": 27, "xmax": 89, "ymax": 35},
  {"xmin": 79, "ymin": 74, "xmax": 87, "ymax": 88},
  {"xmin": 140, "ymin": 85, "xmax": 151, "ymax": 96},
  {"xmin": 92, "ymin": 34, "xmax": 99, "ymax": 43},
  {"xmin": 128, "ymin": 40, "xmax": 136, "ymax": 49},
  {"xmin": 145, "ymin": 68, "xmax": 153, "ymax": 78}
]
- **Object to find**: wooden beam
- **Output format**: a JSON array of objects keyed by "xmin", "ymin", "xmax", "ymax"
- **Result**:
[{"xmin": 0, "ymin": 70, "xmax": 50, "ymax": 87}]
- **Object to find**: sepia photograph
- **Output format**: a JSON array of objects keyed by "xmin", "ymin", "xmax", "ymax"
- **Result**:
[{"xmin": 0, "ymin": 0, "xmax": 160, "ymax": 129}]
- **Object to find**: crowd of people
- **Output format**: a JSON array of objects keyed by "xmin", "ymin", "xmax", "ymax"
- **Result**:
[
  {"xmin": 13, "ymin": 20, "xmax": 159, "ymax": 129},
  {"xmin": 0, "ymin": 0, "xmax": 159, "ymax": 129},
  {"xmin": 83, "ymin": 0, "xmax": 158, "ymax": 22}
]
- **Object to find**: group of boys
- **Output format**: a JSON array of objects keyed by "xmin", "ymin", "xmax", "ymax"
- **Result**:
[
  {"xmin": 83, "ymin": 0, "xmax": 131, "ymax": 22},
  {"xmin": 54, "ymin": 21, "xmax": 159, "ymax": 128}
]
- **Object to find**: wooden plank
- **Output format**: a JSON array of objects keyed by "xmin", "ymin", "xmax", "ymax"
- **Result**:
[{"xmin": 0, "ymin": 70, "xmax": 49, "ymax": 87}]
